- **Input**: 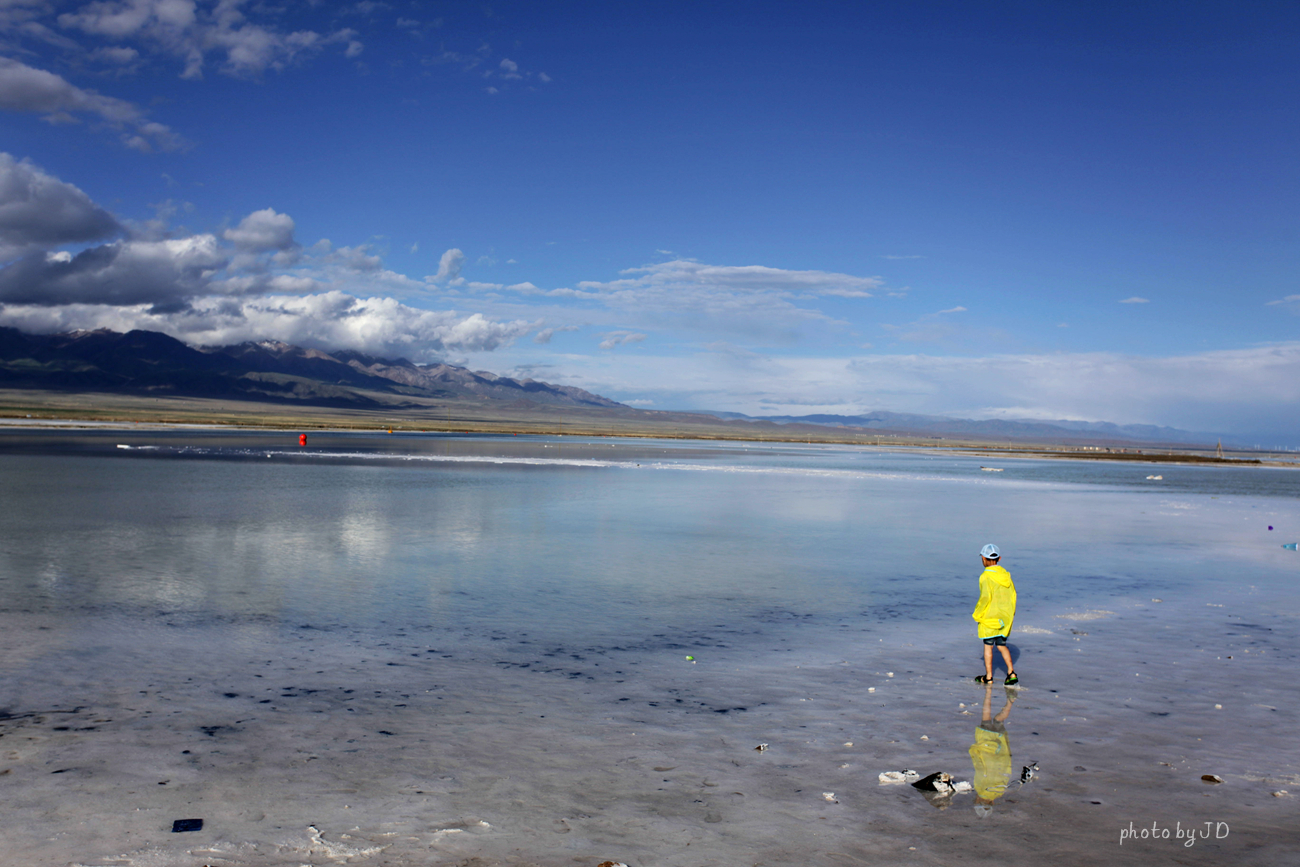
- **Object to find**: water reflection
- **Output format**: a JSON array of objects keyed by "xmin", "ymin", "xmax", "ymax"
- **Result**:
[
  {"xmin": 908, "ymin": 683, "xmax": 1018, "ymax": 811},
  {"xmin": 970, "ymin": 683, "xmax": 1017, "ymax": 816}
]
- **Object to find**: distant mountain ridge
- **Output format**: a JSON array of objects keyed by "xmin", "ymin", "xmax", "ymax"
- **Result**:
[
  {"xmin": 704, "ymin": 410, "xmax": 1217, "ymax": 446},
  {"xmin": 0, "ymin": 327, "xmax": 1227, "ymax": 447},
  {"xmin": 0, "ymin": 327, "xmax": 624, "ymax": 409}
]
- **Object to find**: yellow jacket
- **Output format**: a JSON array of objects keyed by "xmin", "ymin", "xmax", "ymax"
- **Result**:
[
  {"xmin": 968, "ymin": 727, "xmax": 1012, "ymax": 800},
  {"xmin": 972, "ymin": 564, "xmax": 1016, "ymax": 639}
]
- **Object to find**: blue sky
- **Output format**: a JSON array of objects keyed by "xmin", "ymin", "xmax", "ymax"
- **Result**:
[{"xmin": 0, "ymin": 1, "xmax": 1297, "ymax": 441}]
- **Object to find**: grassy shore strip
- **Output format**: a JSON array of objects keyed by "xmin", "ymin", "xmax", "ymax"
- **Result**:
[{"xmin": 0, "ymin": 387, "xmax": 1290, "ymax": 466}]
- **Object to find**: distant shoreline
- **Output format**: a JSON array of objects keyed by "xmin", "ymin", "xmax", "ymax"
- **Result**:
[{"xmin": 1, "ymin": 388, "xmax": 1294, "ymax": 469}]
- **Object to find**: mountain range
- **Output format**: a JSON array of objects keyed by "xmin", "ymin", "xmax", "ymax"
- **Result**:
[
  {"xmin": 0, "ymin": 327, "xmax": 1223, "ymax": 446},
  {"xmin": 0, "ymin": 327, "xmax": 622, "ymax": 410}
]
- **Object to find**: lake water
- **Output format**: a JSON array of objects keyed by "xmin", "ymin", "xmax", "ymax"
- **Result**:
[{"xmin": 0, "ymin": 430, "xmax": 1297, "ymax": 866}]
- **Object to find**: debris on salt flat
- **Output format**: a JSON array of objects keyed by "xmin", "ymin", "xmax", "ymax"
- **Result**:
[
  {"xmin": 1146, "ymin": 475, "xmax": 1163, "ymax": 480},
  {"xmin": 1020, "ymin": 762, "xmax": 1039, "ymax": 784},
  {"xmin": 1202, "ymin": 775, "xmax": 1224, "ymax": 784},
  {"xmin": 910, "ymin": 772, "xmax": 975, "ymax": 810},
  {"xmin": 597, "ymin": 862, "xmax": 630, "ymax": 867},
  {"xmin": 912, "ymin": 772, "xmax": 955, "ymax": 794},
  {"xmin": 754, "ymin": 743, "xmax": 769, "ymax": 752},
  {"xmin": 822, "ymin": 792, "xmax": 839, "ymax": 803},
  {"xmin": 1273, "ymin": 790, "xmax": 1290, "ymax": 798},
  {"xmin": 171, "ymin": 818, "xmax": 203, "ymax": 833},
  {"xmin": 878, "ymin": 769, "xmax": 920, "ymax": 785},
  {"xmin": 305, "ymin": 825, "xmax": 388, "ymax": 858}
]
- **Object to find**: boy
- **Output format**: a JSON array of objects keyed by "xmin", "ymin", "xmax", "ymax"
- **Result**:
[{"xmin": 973, "ymin": 543, "xmax": 1018, "ymax": 685}]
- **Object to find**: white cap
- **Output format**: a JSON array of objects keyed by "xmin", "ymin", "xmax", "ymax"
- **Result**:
[{"xmin": 980, "ymin": 543, "xmax": 1000, "ymax": 559}]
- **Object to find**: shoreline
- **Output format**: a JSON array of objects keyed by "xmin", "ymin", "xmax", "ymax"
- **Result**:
[{"xmin": 0, "ymin": 390, "xmax": 1294, "ymax": 469}]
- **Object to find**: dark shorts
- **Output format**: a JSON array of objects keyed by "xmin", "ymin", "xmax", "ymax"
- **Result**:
[{"xmin": 982, "ymin": 635, "xmax": 1008, "ymax": 646}]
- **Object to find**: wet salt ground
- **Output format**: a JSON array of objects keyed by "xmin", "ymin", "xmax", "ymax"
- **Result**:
[
  {"xmin": 1, "ymin": 432, "xmax": 1299, "ymax": 865},
  {"xmin": 2, "ymin": 593, "xmax": 1298, "ymax": 867}
]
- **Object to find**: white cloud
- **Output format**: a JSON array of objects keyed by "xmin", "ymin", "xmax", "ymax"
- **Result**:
[
  {"xmin": 599, "ymin": 330, "xmax": 645, "ymax": 350},
  {"xmin": 222, "ymin": 207, "xmax": 295, "ymax": 251},
  {"xmin": 1266, "ymin": 294, "xmax": 1300, "ymax": 307},
  {"xmin": 531, "ymin": 344, "xmax": 1300, "ymax": 438},
  {"xmin": 91, "ymin": 45, "xmax": 141, "ymax": 64},
  {"xmin": 329, "ymin": 244, "xmax": 382, "ymax": 272},
  {"xmin": 533, "ymin": 324, "xmax": 578, "ymax": 344},
  {"xmin": 0, "ymin": 57, "xmax": 183, "ymax": 150},
  {"xmin": 0, "ymin": 291, "xmax": 535, "ymax": 358},
  {"xmin": 586, "ymin": 259, "xmax": 881, "ymax": 298},
  {"xmin": 476, "ymin": 258, "xmax": 884, "ymax": 342},
  {"xmin": 1119, "ymin": 296, "xmax": 1150, "ymax": 304},
  {"xmin": 0, "ymin": 172, "xmax": 539, "ymax": 356},
  {"xmin": 884, "ymin": 306, "xmax": 974, "ymax": 346},
  {"xmin": 0, "ymin": 153, "xmax": 121, "ymax": 262},
  {"xmin": 0, "ymin": 233, "xmax": 227, "ymax": 308},
  {"xmin": 54, "ymin": 0, "xmax": 360, "ymax": 79},
  {"xmin": 431, "ymin": 247, "xmax": 464, "ymax": 283}
]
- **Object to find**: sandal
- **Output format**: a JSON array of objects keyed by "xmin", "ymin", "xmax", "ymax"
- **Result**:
[
  {"xmin": 974, "ymin": 675, "xmax": 994, "ymax": 684},
  {"xmin": 1004, "ymin": 672, "xmax": 1019, "ymax": 686}
]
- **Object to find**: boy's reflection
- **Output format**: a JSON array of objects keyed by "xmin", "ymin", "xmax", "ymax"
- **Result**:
[{"xmin": 969, "ymin": 684, "xmax": 1016, "ymax": 817}]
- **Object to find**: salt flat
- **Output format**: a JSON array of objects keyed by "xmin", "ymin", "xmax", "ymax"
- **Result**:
[{"xmin": 0, "ymin": 431, "xmax": 1296, "ymax": 866}]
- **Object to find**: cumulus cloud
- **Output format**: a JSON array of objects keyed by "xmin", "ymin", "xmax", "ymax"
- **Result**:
[
  {"xmin": 0, "ymin": 291, "xmax": 534, "ymax": 358},
  {"xmin": 0, "ymin": 57, "xmax": 183, "ymax": 151},
  {"xmin": 222, "ymin": 207, "xmax": 295, "ymax": 251},
  {"xmin": 0, "ymin": 154, "xmax": 121, "ymax": 262},
  {"xmin": 432, "ymin": 247, "xmax": 464, "ymax": 283},
  {"xmin": 0, "ymin": 166, "xmax": 538, "ymax": 358},
  {"xmin": 328, "ymin": 244, "xmax": 382, "ymax": 272},
  {"xmin": 0, "ymin": 234, "xmax": 227, "ymax": 308}
]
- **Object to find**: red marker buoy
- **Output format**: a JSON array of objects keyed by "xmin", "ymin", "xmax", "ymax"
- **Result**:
[{"xmin": 299, "ymin": 434, "xmax": 307, "ymax": 446}]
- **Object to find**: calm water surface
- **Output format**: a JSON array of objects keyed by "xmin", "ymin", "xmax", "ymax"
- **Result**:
[{"xmin": 2, "ymin": 429, "xmax": 1296, "ymax": 646}]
